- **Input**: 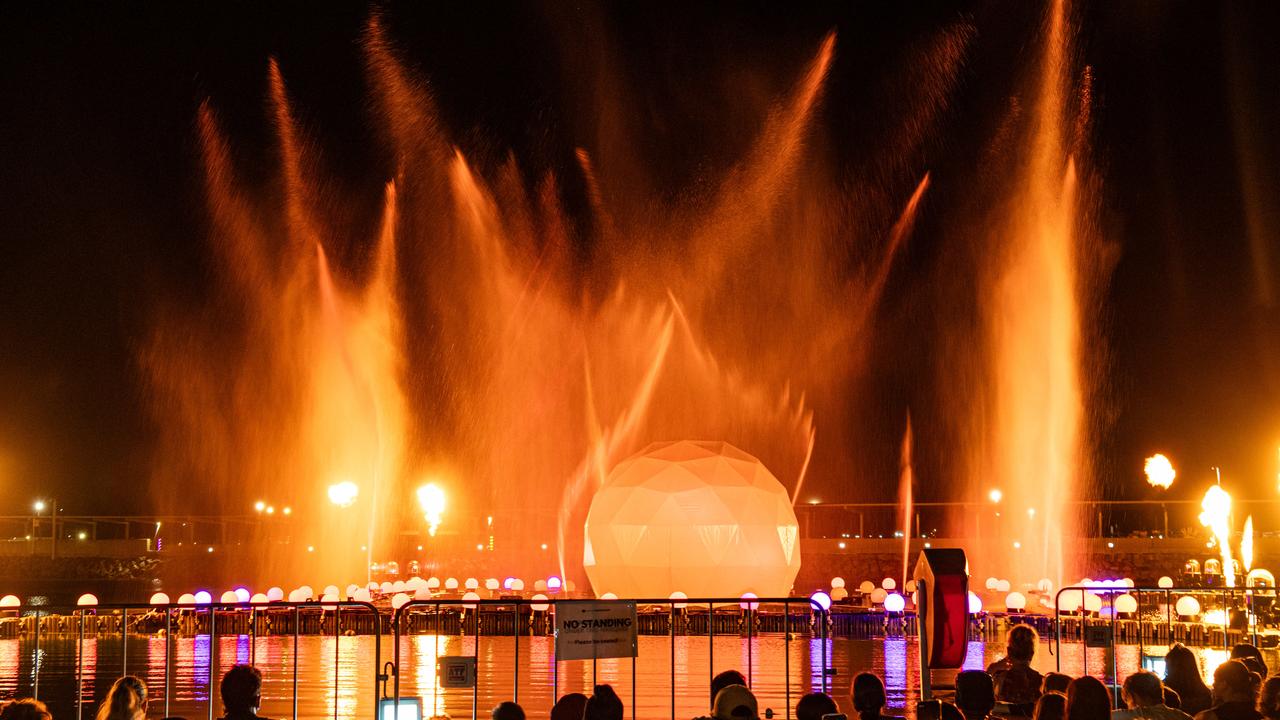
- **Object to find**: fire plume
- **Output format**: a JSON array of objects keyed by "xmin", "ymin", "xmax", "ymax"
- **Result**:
[
  {"xmin": 1144, "ymin": 454, "xmax": 1176, "ymax": 489},
  {"xmin": 1199, "ymin": 485, "xmax": 1236, "ymax": 587}
]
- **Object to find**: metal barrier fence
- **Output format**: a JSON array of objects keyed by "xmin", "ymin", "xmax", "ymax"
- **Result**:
[
  {"xmin": 4, "ymin": 597, "xmax": 828, "ymax": 720},
  {"xmin": 4, "ymin": 600, "xmax": 381, "ymax": 720},
  {"xmin": 388, "ymin": 597, "xmax": 828, "ymax": 720},
  {"xmin": 1052, "ymin": 585, "xmax": 1271, "ymax": 697}
]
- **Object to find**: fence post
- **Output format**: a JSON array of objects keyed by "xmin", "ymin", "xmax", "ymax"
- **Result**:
[
  {"xmin": 165, "ymin": 609, "xmax": 172, "ymax": 717},
  {"xmin": 209, "ymin": 607, "xmax": 217, "ymax": 720},
  {"xmin": 334, "ymin": 605, "xmax": 341, "ymax": 720},
  {"xmin": 514, "ymin": 602, "xmax": 520, "ymax": 704},
  {"xmin": 670, "ymin": 605, "xmax": 676, "ymax": 720},
  {"xmin": 708, "ymin": 601, "xmax": 715, "ymax": 709},
  {"xmin": 784, "ymin": 601, "xmax": 791, "ymax": 720},
  {"xmin": 77, "ymin": 610, "xmax": 85, "ymax": 720},
  {"xmin": 293, "ymin": 606, "xmax": 300, "ymax": 720},
  {"xmin": 33, "ymin": 609, "xmax": 41, "ymax": 699}
]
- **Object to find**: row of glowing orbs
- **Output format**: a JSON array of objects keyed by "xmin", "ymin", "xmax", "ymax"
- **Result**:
[{"xmin": 41, "ymin": 575, "xmax": 571, "ymax": 610}]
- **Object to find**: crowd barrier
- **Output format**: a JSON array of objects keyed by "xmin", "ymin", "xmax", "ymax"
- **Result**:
[
  {"xmin": 1052, "ymin": 585, "xmax": 1273, "ymax": 693},
  {"xmin": 2, "ymin": 597, "xmax": 828, "ymax": 720}
]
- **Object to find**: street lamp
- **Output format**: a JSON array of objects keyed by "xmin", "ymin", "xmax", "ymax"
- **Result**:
[{"xmin": 33, "ymin": 498, "xmax": 57, "ymax": 560}]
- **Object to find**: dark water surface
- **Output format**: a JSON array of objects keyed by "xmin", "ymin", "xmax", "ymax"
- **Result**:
[{"xmin": 2, "ymin": 634, "xmax": 1270, "ymax": 720}]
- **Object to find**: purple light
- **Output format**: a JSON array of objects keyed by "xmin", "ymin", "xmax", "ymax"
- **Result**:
[
  {"xmin": 810, "ymin": 591, "xmax": 832, "ymax": 611},
  {"xmin": 503, "ymin": 577, "xmax": 516, "ymax": 590},
  {"xmin": 194, "ymin": 590, "xmax": 212, "ymax": 605},
  {"xmin": 547, "ymin": 576, "xmax": 562, "ymax": 590}
]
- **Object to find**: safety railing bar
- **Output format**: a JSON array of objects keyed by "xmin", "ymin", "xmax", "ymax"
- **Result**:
[
  {"xmin": 209, "ymin": 605, "xmax": 217, "ymax": 720},
  {"xmin": 388, "ymin": 597, "xmax": 826, "ymax": 717},
  {"xmin": 1053, "ymin": 585, "xmax": 1268, "ymax": 675},
  {"xmin": 77, "ymin": 609, "xmax": 85, "ymax": 720},
  {"xmin": 9, "ymin": 600, "xmax": 381, "ymax": 720}
]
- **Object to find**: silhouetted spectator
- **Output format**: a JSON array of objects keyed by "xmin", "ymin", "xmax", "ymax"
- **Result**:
[
  {"xmin": 989, "ymin": 625, "xmax": 1044, "ymax": 711},
  {"xmin": 219, "ymin": 665, "xmax": 266, "ymax": 720},
  {"xmin": 1260, "ymin": 678, "xmax": 1280, "ymax": 720},
  {"xmin": 1165, "ymin": 645, "xmax": 1213, "ymax": 716},
  {"xmin": 714, "ymin": 685, "xmax": 759, "ymax": 720},
  {"xmin": 1067, "ymin": 677, "xmax": 1113, "ymax": 720},
  {"xmin": 712, "ymin": 671, "xmax": 749, "ymax": 708},
  {"xmin": 97, "ymin": 676, "xmax": 148, "ymax": 720},
  {"xmin": 0, "ymin": 700, "xmax": 52, "ymax": 720},
  {"xmin": 1035, "ymin": 693, "xmax": 1067, "ymax": 720},
  {"xmin": 586, "ymin": 685, "xmax": 624, "ymax": 720},
  {"xmin": 492, "ymin": 702, "xmax": 524, "ymax": 720},
  {"xmin": 1230, "ymin": 645, "xmax": 1267, "ymax": 677},
  {"xmin": 853, "ymin": 673, "xmax": 903, "ymax": 720},
  {"xmin": 1165, "ymin": 688, "xmax": 1182, "ymax": 710},
  {"xmin": 1044, "ymin": 675, "xmax": 1074, "ymax": 696},
  {"xmin": 1112, "ymin": 670, "xmax": 1189, "ymax": 720},
  {"xmin": 1195, "ymin": 660, "xmax": 1260, "ymax": 720},
  {"xmin": 797, "ymin": 692, "xmax": 838, "ymax": 720},
  {"xmin": 956, "ymin": 670, "xmax": 997, "ymax": 720},
  {"xmin": 551, "ymin": 694, "xmax": 589, "ymax": 720}
]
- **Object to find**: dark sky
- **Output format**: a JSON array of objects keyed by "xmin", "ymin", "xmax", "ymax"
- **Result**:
[{"xmin": 1, "ymin": 1, "xmax": 1277, "ymax": 516}]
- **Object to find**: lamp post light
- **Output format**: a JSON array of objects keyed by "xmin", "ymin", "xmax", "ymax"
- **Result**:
[{"xmin": 33, "ymin": 499, "xmax": 57, "ymax": 560}]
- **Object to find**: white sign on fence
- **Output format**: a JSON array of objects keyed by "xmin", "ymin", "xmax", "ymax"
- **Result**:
[
  {"xmin": 438, "ymin": 656, "xmax": 477, "ymax": 688},
  {"xmin": 554, "ymin": 601, "xmax": 639, "ymax": 661}
]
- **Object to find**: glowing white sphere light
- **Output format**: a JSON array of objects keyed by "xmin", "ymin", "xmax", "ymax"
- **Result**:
[{"xmin": 1175, "ymin": 596, "xmax": 1201, "ymax": 617}]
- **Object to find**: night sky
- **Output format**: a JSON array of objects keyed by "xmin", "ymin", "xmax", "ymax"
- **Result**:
[{"xmin": 2, "ymin": 1, "xmax": 1278, "ymax": 516}]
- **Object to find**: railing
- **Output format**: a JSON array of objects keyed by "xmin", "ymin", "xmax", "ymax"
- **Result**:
[
  {"xmin": 1051, "ymin": 585, "xmax": 1272, "ymax": 697},
  {"xmin": 4, "ymin": 600, "xmax": 381, "ymax": 720},
  {"xmin": 4, "ymin": 596, "xmax": 831, "ymax": 720},
  {"xmin": 388, "ymin": 597, "xmax": 829, "ymax": 720}
]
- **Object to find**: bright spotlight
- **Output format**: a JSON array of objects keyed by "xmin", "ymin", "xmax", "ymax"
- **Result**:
[
  {"xmin": 254, "ymin": 500, "xmax": 266, "ymax": 513},
  {"xmin": 282, "ymin": 506, "xmax": 292, "ymax": 516},
  {"xmin": 328, "ymin": 481, "xmax": 359, "ymax": 508},
  {"xmin": 33, "ymin": 500, "xmax": 46, "ymax": 513},
  {"xmin": 988, "ymin": 489, "xmax": 1002, "ymax": 503},
  {"xmin": 416, "ymin": 483, "xmax": 446, "ymax": 536}
]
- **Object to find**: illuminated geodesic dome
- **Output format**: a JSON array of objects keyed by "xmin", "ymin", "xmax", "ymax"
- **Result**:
[{"xmin": 584, "ymin": 440, "xmax": 801, "ymax": 599}]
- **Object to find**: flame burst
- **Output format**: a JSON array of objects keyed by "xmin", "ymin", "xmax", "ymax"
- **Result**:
[
  {"xmin": 1199, "ymin": 485, "xmax": 1236, "ymax": 587},
  {"xmin": 417, "ymin": 484, "xmax": 446, "ymax": 537},
  {"xmin": 1144, "ymin": 454, "xmax": 1176, "ymax": 489}
]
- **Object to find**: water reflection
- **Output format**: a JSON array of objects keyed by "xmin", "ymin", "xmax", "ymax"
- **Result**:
[{"xmin": 6, "ymin": 634, "xmax": 1277, "ymax": 720}]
